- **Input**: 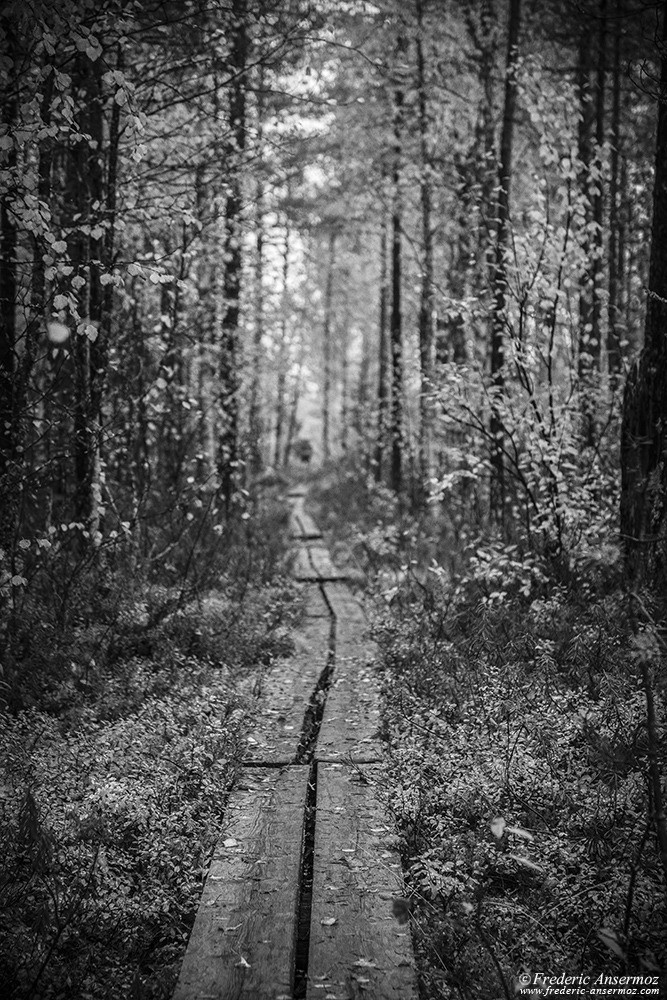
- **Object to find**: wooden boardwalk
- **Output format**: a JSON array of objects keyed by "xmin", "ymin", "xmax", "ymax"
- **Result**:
[{"xmin": 173, "ymin": 489, "xmax": 418, "ymax": 1000}]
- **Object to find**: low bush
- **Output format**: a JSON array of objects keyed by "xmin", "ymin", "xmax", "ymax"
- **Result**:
[{"xmin": 376, "ymin": 584, "xmax": 665, "ymax": 997}]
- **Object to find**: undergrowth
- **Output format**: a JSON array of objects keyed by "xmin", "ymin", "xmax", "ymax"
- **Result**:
[
  {"xmin": 313, "ymin": 463, "xmax": 667, "ymax": 998},
  {"xmin": 0, "ymin": 493, "xmax": 298, "ymax": 999}
]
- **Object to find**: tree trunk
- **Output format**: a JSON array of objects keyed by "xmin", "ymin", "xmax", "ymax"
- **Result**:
[
  {"xmin": 284, "ymin": 331, "xmax": 306, "ymax": 467},
  {"xmin": 274, "ymin": 220, "xmax": 290, "ymax": 467},
  {"xmin": 390, "ymin": 46, "xmax": 405, "ymax": 495},
  {"xmin": 607, "ymin": 0, "xmax": 623, "ymax": 379},
  {"xmin": 416, "ymin": 0, "xmax": 435, "ymax": 501},
  {"xmin": 249, "ymin": 66, "xmax": 265, "ymax": 475},
  {"xmin": 590, "ymin": 0, "xmax": 607, "ymax": 376},
  {"xmin": 340, "ymin": 297, "xmax": 350, "ymax": 453},
  {"xmin": 218, "ymin": 0, "xmax": 247, "ymax": 503},
  {"xmin": 620, "ymin": 3, "xmax": 667, "ymax": 588},
  {"xmin": 70, "ymin": 54, "xmax": 105, "ymax": 532},
  {"xmin": 374, "ymin": 215, "xmax": 389, "ymax": 482},
  {"xmin": 0, "ymin": 78, "xmax": 17, "ymax": 550},
  {"xmin": 489, "ymin": 0, "xmax": 521, "ymax": 520},
  {"xmin": 321, "ymin": 229, "xmax": 336, "ymax": 464},
  {"xmin": 577, "ymin": 9, "xmax": 604, "ymax": 421}
]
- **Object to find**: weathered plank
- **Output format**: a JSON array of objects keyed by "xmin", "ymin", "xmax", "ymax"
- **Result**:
[
  {"xmin": 316, "ymin": 640, "xmax": 382, "ymax": 763},
  {"xmin": 306, "ymin": 544, "xmax": 347, "ymax": 580},
  {"xmin": 296, "ymin": 512, "xmax": 322, "ymax": 539},
  {"xmin": 322, "ymin": 581, "xmax": 365, "ymax": 623},
  {"xmin": 245, "ymin": 617, "xmax": 330, "ymax": 764},
  {"xmin": 173, "ymin": 766, "xmax": 309, "ymax": 1000},
  {"xmin": 298, "ymin": 583, "xmax": 331, "ymax": 619},
  {"xmin": 293, "ymin": 545, "xmax": 319, "ymax": 580},
  {"xmin": 307, "ymin": 764, "xmax": 418, "ymax": 1000}
]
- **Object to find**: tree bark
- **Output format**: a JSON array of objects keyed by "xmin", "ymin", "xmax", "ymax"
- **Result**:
[
  {"xmin": 374, "ymin": 214, "xmax": 389, "ymax": 482},
  {"xmin": 390, "ymin": 44, "xmax": 405, "ymax": 495},
  {"xmin": 284, "ymin": 331, "xmax": 306, "ymax": 467},
  {"xmin": 249, "ymin": 66, "xmax": 265, "ymax": 475},
  {"xmin": 71, "ymin": 53, "xmax": 106, "ymax": 532},
  {"xmin": 416, "ymin": 0, "xmax": 435, "ymax": 501},
  {"xmin": 591, "ymin": 0, "xmax": 607, "ymax": 376},
  {"xmin": 0, "ymin": 75, "xmax": 17, "ymax": 550},
  {"xmin": 218, "ymin": 0, "xmax": 247, "ymax": 503},
  {"xmin": 607, "ymin": 0, "xmax": 623, "ymax": 379},
  {"xmin": 620, "ymin": 2, "xmax": 667, "ymax": 588},
  {"xmin": 274, "ymin": 220, "xmax": 290, "ymax": 467},
  {"xmin": 340, "ymin": 296, "xmax": 350, "ymax": 453},
  {"xmin": 321, "ymin": 229, "xmax": 336, "ymax": 464},
  {"xmin": 489, "ymin": 0, "xmax": 521, "ymax": 520}
]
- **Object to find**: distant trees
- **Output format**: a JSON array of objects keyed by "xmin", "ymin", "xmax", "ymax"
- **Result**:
[
  {"xmin": 0, "ymin": 0, "xmax": 664, "ymax": 591},
  {"xmin": 293, "ymin": 0, "xmax": 658, "ymax": 556}
]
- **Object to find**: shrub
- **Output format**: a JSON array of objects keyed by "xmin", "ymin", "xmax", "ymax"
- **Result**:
[{"xmin": 375, "ymin": 583, "xmax": 666, "ymax": 998}]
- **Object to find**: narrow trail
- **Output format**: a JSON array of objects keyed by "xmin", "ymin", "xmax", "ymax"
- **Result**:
[{"xmin": 172, "ymin": 489, "xmax": 418, "ymax": 1000}]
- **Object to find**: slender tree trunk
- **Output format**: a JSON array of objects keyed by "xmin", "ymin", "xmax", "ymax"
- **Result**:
[
  {"xmin": 0, "ymin": 81, "xmax": 17, "ymax": 550},
  {"xmin": 340, "ymin": 298, "xmax": 350, "ymax": 453},
  {"xmin": 249, "ymin": 67, "xmax": 265, "ymax": 475},
  {"xmin": 374, "ymin": 215, "xmax": 389, "ymax": 482},
  {"xmin": 218, "ymin": 0, "xmax": 247, "ymax": 503},
  {"xmin": 321, "ymin": 229, "xmax": 336, "ymax": 464},
  {"xmin": 489, "ymin": 0, "xmax": 521, "ymax": 520},
  {"xmin": 75, "ymin": 55, "xmax": 108, "ymax": 538},
  {"xmin": 480, "ymin": 0, "xmax": 497, "ymax": 283},
  {"xmin": 70, "ymin": 57, "xmax": 93, "ymax": 525},
  {"xmin": 607, "ymin": 0, "xmax": 623, "ymax": 379},
  {"xmin": 577, "ymin": 30, "xmax": 594, "ymax": 365},
  {"xmin": 620, "ymin": 3, "xmax": 667, "ymax": 588},
  {"xmin": 274, "ymin": 221, "xmax": 290, "ymax": 467},
  {"xmin": 591, "ymin": 0, "xmax": 607, "ymax": 368},
  {"xmin": 416, "ymin": 0, "xmax": 435, "ymax": 501},
  {"xmin": 357, "ymin": 307, "xmax": 372, "ymax": 465},
  {"xmin": 284, "ymin": 332, "xmax": 306, "ymax": 467},
  {"xmin": 390, "ymin": 46, "xmax": 405, "ymax": 495}
]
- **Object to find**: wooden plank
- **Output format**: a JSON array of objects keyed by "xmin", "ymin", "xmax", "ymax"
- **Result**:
[
  {"xmin": 316, "ymin": 640, "xmax": 382, "ymax": 763},
  {"xmin": 173, "ymin": 766, "xmax": 309, "ymax": 1000},
  {"xmin": 298, "ymin": 583, "xmax": 331, "ymax": 619},
  {"xmin": 296, "ymin": 512, "xmax": 322, "ymax": 538},
  {"xmin": 293, "ymin": 545, "xmax": 319, "ymax": 580},
  {"xmin": 293, "ymin": 546, "xmax": 347, "ymax": 582},
  {"xmin": 307, "ymin": 545, "xmax": 347, "ymax": 580},
  {"xmin": 307, "ymin": 764, "xmax": 418, "ymax": 1000},
  {"xmin": 245, "ymin": 617, "xmax": 330, "ymax": 764},
  {"xmin": 322, "ymin": 581, "xmax": 365, "ymax": 623}
]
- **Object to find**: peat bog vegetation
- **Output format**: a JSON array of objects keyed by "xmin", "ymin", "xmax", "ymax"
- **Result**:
[{"xmin": 1, "ymin": 0, "xmax": 667, "ymax": 997}]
